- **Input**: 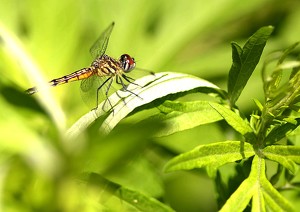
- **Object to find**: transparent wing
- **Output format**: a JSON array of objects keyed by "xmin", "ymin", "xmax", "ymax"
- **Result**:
[
  {"xmin": 80, "ymin": 74, "xmax": 119, "ymax": 109},
  {"xmin": 80, "ymin": 74, "xmax": 96, "ymax": 92},
  {"xmin": 90, "ymin": 22, "xmax": 115, "ymax": 59},
  {"xmin": 80, "ymin": 75, "xmax": 102, "ymax": 108}
]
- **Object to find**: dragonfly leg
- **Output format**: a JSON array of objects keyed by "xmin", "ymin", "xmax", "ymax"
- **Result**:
[
  {"xmin": 94, "ymin": 77, "xmax": 114, "ymax": 112},
  {"xmin": 121, "ymin": 74, "xmax": 143, "ymax": 88},
  {"xmin": 116, "ymin": 76, "xmax": 142, "ymax": 100},
  {"xmin": 102, "ymin": 78, "xmax": 114, "ymax": 113}
]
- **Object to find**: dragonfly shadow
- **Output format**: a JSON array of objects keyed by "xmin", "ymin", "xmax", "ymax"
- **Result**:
[
  {"xmin": 1, "ymin": 85, "xmax": 46, "ymax": 114},
  {"xmin": 105, "ymin": 73, "xmax": 168, "ymax": 115},
  {"xmin": 87, "ymin": 72, "xmax": 159, "ymax": 115}
]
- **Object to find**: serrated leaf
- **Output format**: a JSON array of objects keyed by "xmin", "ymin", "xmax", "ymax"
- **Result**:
[
  {"xmin": 66, "ymin": 72, "xmax": 223, "ymax": 139},
  {"xmin": 228, "ymin": 26, "xmax": 274, "ymax": 105},
  {"xmin": 259, "ymin": 157, "xmax": 294, "ymax": 212},
  {"xmin": 164, "ymin": 141, "xmax": 255, "ymax": 172},
  {"xmin": 263, "ymin": 145, "xmax": 300, "ymax": 174},
  {"xmin": 154, "ymin": 100, "xmax": 223, "ymax": 137},
  {"xmin": 221, "ymin": 156, "xmax": 294, "ymax": 212},
  {"xmin": 260, "ymin": 171, "xmax": 294, "ymax": 212},
  {"xmin": 265, "ymin": 118, "xmax": 300, "ymax": 145},
  {"xmin": 209, "ymin": 102, "xmax": 256, "ymax": 142},
  {"xmin": 220, "ymin": 157, "xmax": 258, "ymax": 212}
]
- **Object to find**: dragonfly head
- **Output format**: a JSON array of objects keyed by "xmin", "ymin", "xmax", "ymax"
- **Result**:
[{"xmin": 119, "ymin": 54, "xmax": 136, "ymax": 72}]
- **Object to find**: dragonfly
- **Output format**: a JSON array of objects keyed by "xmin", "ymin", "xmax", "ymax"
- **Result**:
[{"xmin": 26, "ymin": 22, "xmax": 141, "ymax": 111}]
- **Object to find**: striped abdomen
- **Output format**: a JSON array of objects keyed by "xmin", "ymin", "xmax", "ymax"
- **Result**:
[
  {"xmin": 50, "ymin": 67, "xmax": 94, "ymax": 86},
  {"xmin": 25, "ymin": 54, "xmax": 130, "ymax": 95},
  {"xmin": 26, "ymin": 67, "xmax": 95, "ymax": 94}
]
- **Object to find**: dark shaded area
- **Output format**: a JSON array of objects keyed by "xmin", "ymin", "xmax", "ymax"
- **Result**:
[
  {"xmin": 215, "ymin": 157, "xmax": 253, "ymax": 210},
  {"xmin": 1, "ymin": 85, "xmax": 46, "ymax": 115}
]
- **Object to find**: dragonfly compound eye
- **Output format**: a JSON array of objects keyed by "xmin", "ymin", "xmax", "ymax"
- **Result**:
[{"xmin": 120, "ymin": 54, "xmax": 136, "ymax": 72}]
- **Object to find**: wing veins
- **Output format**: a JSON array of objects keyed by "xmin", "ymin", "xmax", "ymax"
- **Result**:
[{"xmin": 90, "ymin": 22, "xmax": 115, "ymax": 59}]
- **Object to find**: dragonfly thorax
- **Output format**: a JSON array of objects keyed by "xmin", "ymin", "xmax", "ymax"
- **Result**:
[
  {"xmin": 119, "ymin": 54, "xmax": 136, "ymax": 72},
  {"xmin": 90, "ymin": 55, "xmax": 122, "ymax": 76}
]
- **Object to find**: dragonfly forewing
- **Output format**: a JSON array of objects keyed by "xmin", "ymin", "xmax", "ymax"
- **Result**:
[{"xmin": 90, "ymin": 22, "xmax": 115, "ymax": 59}]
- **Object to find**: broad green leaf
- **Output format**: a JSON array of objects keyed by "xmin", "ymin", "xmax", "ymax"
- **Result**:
[
  {"xmin": 88, "ymin": 173, "xmax": 174, "ymax": 212},
  {"xmin": 221, "ymin": 156, "xmax": 294, "ymax": 212},
  {"xmin": 164, "ymin": 141, "xmax": 255, "ymax": 172},
  {"xmin": 115, "ymin": 187, "xmax": 174, "ymax": 212},
  {"xmin": 263, "ymin": 145, "xmax": 300, "ymax": 174},
  {"xmin": 209, "ymin": 102, "xmax": 256, "ymax": 142},
  {"xmin": 228, "ymin": 26, "xmax": 274, "ymax": 105},
  {"xmin": 66, "ymin": 72, "xmax": 223, "ymax": 139},
  {"xmin": 154, "ymin": 100, "xmax": 223, "ymax": 137},
  {"xmin": 228, "ymin": 42, "xmax": 242, "ymax": 94},
  {"xmin": 227, "ymin": 42, "xmax": 243, "ymax": 104},
  {"xmin": 81, "ymin": 119, "xmax": 163, "ymax": 174}
]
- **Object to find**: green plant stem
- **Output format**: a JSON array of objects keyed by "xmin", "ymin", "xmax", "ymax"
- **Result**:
[{"xmin": 257, "ymin": 72, "xmax": 300, "ymax": 146}]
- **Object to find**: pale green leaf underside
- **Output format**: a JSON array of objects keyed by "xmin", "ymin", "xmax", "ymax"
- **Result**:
[
  {"xmin": 66, "ymin": 72, "xmax": 222, "ymax": 139},
  {"xmin": 164, "ymin": 141, "xmax": 255, "ymax": 172},
  {"xmin": 209, "ymin": 102, "xmax": 255, "ymax": 140},
  {"xmin": 154, "ymin": 100, "xmax": 223, "ymax": 137},
  {"xmin": 263, "ymin": 145, "xmax": 300, "ymax": 174}
]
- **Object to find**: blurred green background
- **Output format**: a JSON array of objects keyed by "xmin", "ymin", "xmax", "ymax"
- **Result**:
[{"xmin": 1, "ymin": 0, "xmax": 300, "ymax": 211}]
